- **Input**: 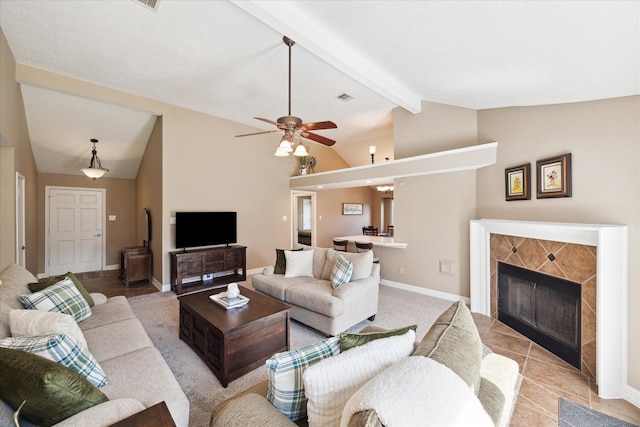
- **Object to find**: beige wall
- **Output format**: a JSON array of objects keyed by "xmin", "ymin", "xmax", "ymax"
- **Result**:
[
  {"xmin": 136, "ymin": 115, "xmax": 162, "ymax": 282},
  {"xmin": 0, "ymin": 28, "xmax": 37, "ymax": 272},
  {"xmin": 475, "ymin": 95, "xmax": 640, "ymax": 390},
  {"xmin": 37, "ymin": 174, "xmax": 137, "ymax": 272},
  {"xmin": 389, "ymin": 101, "xmax": 478, "ymax": 295},
  {"xmin": 315, "ymin": 186, "xmax": 373, "ymax": 248}
]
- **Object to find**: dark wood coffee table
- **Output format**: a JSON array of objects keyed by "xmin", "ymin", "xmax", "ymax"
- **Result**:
[{"xmin": 178, "ymin": 286, "xmax": 290, "ymax": 387}]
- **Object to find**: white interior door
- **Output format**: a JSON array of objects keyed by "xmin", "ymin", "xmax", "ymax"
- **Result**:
[
  {"xmin": 16, "ymin": 173, "xmax": 25, "ymax": 267},
  {"xmin": 47, "ymin": 187, "xmax": 105, "ymax": 275}
]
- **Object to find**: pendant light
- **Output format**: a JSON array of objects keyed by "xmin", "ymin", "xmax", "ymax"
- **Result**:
[{"xmin": 81, "ymin": 138, "xmax": 109, "ymax": 179}]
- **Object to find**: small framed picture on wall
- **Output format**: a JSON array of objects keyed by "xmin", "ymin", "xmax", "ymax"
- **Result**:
[
  {"xmin": 505, "ymin": 163, "xmax": 531, "ymax": 201},
  {"xmin": 342, "ymin": 203, "xmax": 363, "ymax": 215},
  {"xmin": 536, "ymin": 153, "xmax": 572, "ymax": 199}
]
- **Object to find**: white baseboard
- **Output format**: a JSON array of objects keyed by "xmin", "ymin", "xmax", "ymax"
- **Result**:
[
  {"xmin": 623, "ymin": 384, "xmax": 640, "ymax": 409},
  {"xmin": 246, "ymin": 267, "xmax": 264, "ymax": 276},
  {"xmin": 104, "ymin": 264, "xmax": 119, "ymax": 271},
  {"xmin": 380, "ymin": 279, "xmax": 470, "ymax": 305}
]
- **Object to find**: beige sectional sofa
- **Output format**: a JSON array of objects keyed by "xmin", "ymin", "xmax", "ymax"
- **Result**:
[
  {"xmin": 252, "ymin": 247, "xmax": 380, "ymax": 336},
  {"xmin": 0, "ymin": 264, "xmax": 189, "ymax": 426}
]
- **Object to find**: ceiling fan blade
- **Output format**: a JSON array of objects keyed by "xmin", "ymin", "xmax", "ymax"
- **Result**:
[
  {"xmin": 254, "ymin": 117, "xmax": 282, "ymax": 127},
  {"xmin": 298, "ymin": 121, "xmax": 337, "ymax": 131},
  {"xmin": 300, "ymin": 131, "xmax": 336, "ymax": 146},
  {"xmin": 235, "ymin": 130, "xmax": 280, "ymax": 137}
]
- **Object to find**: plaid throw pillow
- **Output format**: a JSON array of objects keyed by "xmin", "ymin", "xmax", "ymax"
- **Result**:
[
  {"xmin": 0, "ymin": 334, "xmax": 107, "ymax": 387},
  {"xmin": 331, "ymin": 254, "xmax": 353, "ymax": 288},
  {"xmin": 20, "ymin": 277, "xmax": 92, "ymax": 322},
  {"xmin": 266, "ymin": 336, "xmax": 340, "ymax": 421}
]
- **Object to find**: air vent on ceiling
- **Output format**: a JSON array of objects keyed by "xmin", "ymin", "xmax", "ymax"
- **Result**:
[
  {"xmin": 133, "ymin": 0, "xmax": 159, "ymax": 11},
  {"xmin": 337, "ymin": 93, "xmax": 354, "ymax": 102}
]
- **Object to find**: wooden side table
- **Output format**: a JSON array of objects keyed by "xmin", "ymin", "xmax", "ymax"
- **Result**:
[
  {"xmin": 110, "ymin": 401, "xmax": 175, "ymax": 427},
  {"xmin": 120, "ymin": 246, "xmax": 152, "ymax": 287}
]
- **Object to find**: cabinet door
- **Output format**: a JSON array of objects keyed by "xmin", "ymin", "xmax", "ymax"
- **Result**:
[{"xmin": 224, "ymin": 248, "xmax": 244, "ymax": 269}]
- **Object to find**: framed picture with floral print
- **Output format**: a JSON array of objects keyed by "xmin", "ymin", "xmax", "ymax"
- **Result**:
[
  {"xmin": 536, "ymin": 153, "xmax": 572, "ymax": 198},
  {"xmin": 505, "ymin": 163, "xmax": 531, "ymax": 201}
]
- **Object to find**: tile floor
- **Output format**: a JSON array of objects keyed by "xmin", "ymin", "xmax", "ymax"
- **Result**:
[{"xmin": 472, "ymin": 312, "xmax": 640, "ymax": 426}]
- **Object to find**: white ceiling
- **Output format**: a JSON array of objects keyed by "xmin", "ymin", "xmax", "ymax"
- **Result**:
[{"xmin": 1, "ymin": 0, "xmax": 638, "ymax": 177}]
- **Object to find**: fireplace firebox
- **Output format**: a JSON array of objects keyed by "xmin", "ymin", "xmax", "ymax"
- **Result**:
[{"xmin": 498, "ymin": 262, "xmax": 581, "ymax": 369}]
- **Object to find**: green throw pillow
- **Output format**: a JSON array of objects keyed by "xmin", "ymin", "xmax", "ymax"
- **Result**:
[
  {"xmin": 0, "ymin": 347, "xmax": 108, "ymax": 426},
  {"xmin": 412, "ymin": 300, "xmax": 483, "ymax": 394},
  {"xmin": 273, "ymin": 248, "xmax": 303, "ymax": 275},
  {"xmin": 339, "ymin": 325, "xmax": 418, "ymax": 352},
  {"xmin": 29, "ymin": 272, "xmax": 94, "ymax": 307}
]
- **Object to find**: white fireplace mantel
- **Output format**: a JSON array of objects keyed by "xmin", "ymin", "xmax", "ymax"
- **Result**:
[{"xmin": 470, "ymin": 219, "xmax": 628, "ymax": 398}]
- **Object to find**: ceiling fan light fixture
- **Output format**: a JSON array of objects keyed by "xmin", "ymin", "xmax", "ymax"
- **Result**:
[
  {"xmin": 277, "ymin": 136, "xmax": 293, "ymax": 153},
  {"xmin": 293, "ymin": 143, "xmax": 308, "ymax": 157},
  {"xmin": 274, "ymin": 147, "xmax": 290, "ymax": 157},
  {"xmin": 81, "ymin": 138, "xmax": 109, "ymax": 180}
]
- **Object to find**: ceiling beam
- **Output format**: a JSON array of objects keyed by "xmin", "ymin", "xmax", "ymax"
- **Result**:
[{"xmin": 230, "ymin": 0, "xmax": 422, "ymax": 114}]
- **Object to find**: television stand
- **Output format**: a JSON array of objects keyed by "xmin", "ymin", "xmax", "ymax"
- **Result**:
[{"xmin": 169, "ymin": 245, "xmax": 246, "ymax": 295}]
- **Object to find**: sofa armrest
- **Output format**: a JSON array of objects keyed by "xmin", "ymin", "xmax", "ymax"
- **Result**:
[
  {"xmin": 89, "ymin": 293, "xmax": 108, "ymax": 305},
  {"xmin": 210, "ymin": 393, "xmax": 297, "ymax": 427},
  {"xmin": 370, "ymin": 263, "xmax": 380, "ymax": 278},
  {"xmin": 262, "ymin": 266, "xmax": 275, "ymax": 276},
  {"xmin": 54, "ymin": 398, "xmax": 146, "ymax": 426}
]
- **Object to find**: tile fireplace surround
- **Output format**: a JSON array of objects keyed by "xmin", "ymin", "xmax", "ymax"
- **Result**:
[{"xmin": 470, "ymin": 219, "xmax": 627, "ymax": 399}]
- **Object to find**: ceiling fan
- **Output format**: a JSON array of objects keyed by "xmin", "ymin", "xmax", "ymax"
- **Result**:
[{"xmin": 235, "ymin": 36, "xmax": 337, "ymax": 155}]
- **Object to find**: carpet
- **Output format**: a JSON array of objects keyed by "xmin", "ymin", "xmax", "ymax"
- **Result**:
[
  {"xmin": 128, "ymin": 283, "xmax": 453, "ymax": 426},
  {"xmin": 558, "ymin": 398, "xmax": 638, "ymax": 427}
]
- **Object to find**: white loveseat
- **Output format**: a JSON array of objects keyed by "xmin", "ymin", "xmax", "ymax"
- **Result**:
[
  {"xmin": 252, "ymin": 247, "xmax": 380, "ymax": 336},
  {"xmin": 0, "ymin": 264, "xmax": 189, "ymax": 426}
]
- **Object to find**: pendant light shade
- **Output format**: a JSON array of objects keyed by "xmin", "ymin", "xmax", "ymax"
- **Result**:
[
  {"xmin": 293, "ymin": 143, "xmax": 308, "ymax": 157},
  {"xmin": 81, "ymin": 139, "xmax": 109, "ymax": 179}
]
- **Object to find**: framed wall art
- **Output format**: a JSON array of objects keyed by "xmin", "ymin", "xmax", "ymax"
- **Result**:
[
  {"xmin": 505, "ymin": 163, "xmax": 531, "ymax": 201},
  {"xmin": 536, "ymin": 153, "xmax": 572, "ymax": 198},
  {"xmin": 342, "ymin": 203, "xmax": 363, "ymax": 215}
]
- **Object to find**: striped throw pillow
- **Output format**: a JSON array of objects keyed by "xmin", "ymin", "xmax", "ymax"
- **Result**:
[
  {"xmin": 20, "ymin": 277, "xmax": 92, "ymax": 322},
  {"xmin": 266, "ymin": 336, "xmax": 340, "ymax": 421},
  {"xmin": 0, "ymin": 334, "xmax": 107, "ymax": 387},
  {"xmin": 331, "ymin": 254, "xmax": 353, "ymax": 288}
]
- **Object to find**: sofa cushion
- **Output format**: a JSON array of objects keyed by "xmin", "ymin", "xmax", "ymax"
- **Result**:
[
  {"xmin": 0, "ymin": 346, "xmax": 109, "ymax": 426},
  {"xmin": 20, "ymin": 278, "xmax": 92, "ymax": 322},
  {"xmin": 342, "ymin": 356, "xmax": 493, "ymax": 427},
  {"xmin": 330, "ymin": 254, "xmax": 353, "ymax": 288},
  {"xmin": 10, "ymin": 309, "xmax": 88, "ymax": 348},
  {"xmin": 285, "ymin": 281, "xmax": 344, "ymax": 318},
  {"xmin": 29, "ymin": 272, "xmax": 95, "ymax": 307},
  {"xmin": 81, "ymin": 318, "xmax": 154, "ymax": 362},
  {"xmin": 339, "ymin": 324, "xmax": 417, "ymax": 352},
  {"xmin": 78, "ymin": 295, "xmax": 137, "ymax": 331},
  {"xmin": 412, "ymin": 300, "xmax": 483, "ymax": 394},
  {"xmin": 303, "ymin": 329, "xmax": 415, "ymax": 427},
  {"xmin": 266, "ymin": 336, "xmax": 340, "ymax": 421},
  {"xmin": 284, "ymin": 250, "xmax": 314, "ymax": 278},
  {"xmin": 252, "ymin": 274, "xmax": 315, "ymax": 301},
  {"xmin": 97, "ymin": 346, "xmax": 190, "ymax": 426},
  {"xmin": 322, "ymin": 250, "xmax": 373, "ymax": 282},
  {"xmin": 0, "ymin": 333, "xmax": 107, "ymax": 388}
]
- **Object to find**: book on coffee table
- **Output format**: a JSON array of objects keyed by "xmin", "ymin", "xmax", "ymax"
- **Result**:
[{"xmin": 210, "ymin": 293, "xmax": 249, "ymax": 309}]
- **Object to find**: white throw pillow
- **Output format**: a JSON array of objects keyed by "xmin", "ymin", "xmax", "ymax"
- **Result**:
[
  {"xmin": 303, "ymin": 329, "xmax": 416, "ymax": 427},
  {"xmin": 9, "ymin": 309, "xmax": 88, "ymax": 348},
  {"xmin": 284, "ymin": 249, "xmax": 314, "ymax": 278},
  {"xmin": 341, "ymin": 356, "xmax": 494, "ymax": 427}
]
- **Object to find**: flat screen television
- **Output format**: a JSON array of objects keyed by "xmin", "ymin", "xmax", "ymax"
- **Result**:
[{"xmin": 175, "ymin": 212, "xmax": 237, "ymax": 249}]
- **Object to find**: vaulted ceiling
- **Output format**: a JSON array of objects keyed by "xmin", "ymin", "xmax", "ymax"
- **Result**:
[{"xmin": 1, "ymin": 1, "xmax": 638, "ymax": 177}]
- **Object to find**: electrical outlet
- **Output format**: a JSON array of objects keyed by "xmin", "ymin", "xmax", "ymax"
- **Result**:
[
  {"xmin": 439, "ymin": 259, "xmax": 454, "ymax": 276},
  {"xmin": 399, "ymin": 266, "xmax": 404, "ymax": 274}
]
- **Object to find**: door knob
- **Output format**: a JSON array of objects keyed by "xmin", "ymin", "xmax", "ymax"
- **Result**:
[{"xmin": 94, "ymin": 234, "xmax": 102, "ymax": 237}]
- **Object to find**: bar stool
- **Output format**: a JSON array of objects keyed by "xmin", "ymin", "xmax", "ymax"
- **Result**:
[
  {"xmin": 333, "ymin": 239, "xmax": 348, "ymax": 252},
  {"xmin": 355, "ymin": 241, "xmax": 379, "ymax": 263}
]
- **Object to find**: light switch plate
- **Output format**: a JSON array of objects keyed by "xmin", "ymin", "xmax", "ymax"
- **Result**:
[{"xmin": 108, "ymin": 215, "xmax": 116, "ymax": 221}]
